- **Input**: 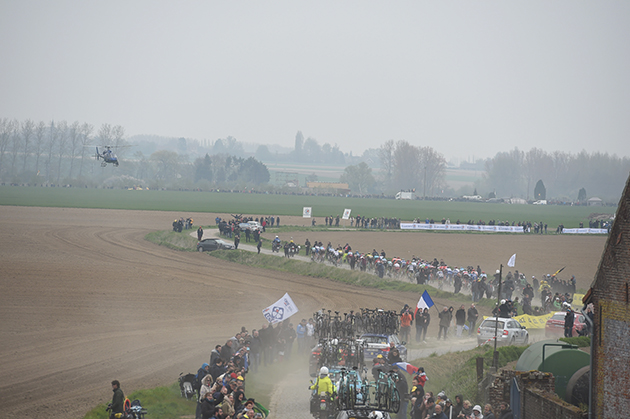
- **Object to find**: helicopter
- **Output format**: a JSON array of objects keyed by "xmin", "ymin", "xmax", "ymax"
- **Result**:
[{"xmin": 95, "ymin": 146, "xmax": 120, "ymax": 167}]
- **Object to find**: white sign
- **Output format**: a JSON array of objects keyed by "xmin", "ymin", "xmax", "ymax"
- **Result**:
[
  {"xmin": 262, "ymin": 293, "xmax": 299, "ymax": 325},
  {"xmin": 400, "ymin": 223, "xmax": 525, "ymax": 233},
  {"xmin": 342, "ymin": 209, "xmax": 352, "ymax": 220},
  {"xmin": 303, "ymin": 207, "xmax": 312, "ymax": 218}
]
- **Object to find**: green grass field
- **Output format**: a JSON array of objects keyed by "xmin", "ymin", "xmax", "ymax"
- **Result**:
[{"xmin": 0, "ymin": 185, "xmax": 616, "ymax": 228}]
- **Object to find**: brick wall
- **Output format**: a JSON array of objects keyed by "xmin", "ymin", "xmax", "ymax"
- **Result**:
[
  {"xmin": 489, "ymin": 370, "xmax": 586, "ymax": 419},
  {"xmin": 523, "ymin": 388, "xmax": 585, "ymax": 419},
  {"xmin": 590, "ymin": 172, "xmax": 630, "ymax": 418}
]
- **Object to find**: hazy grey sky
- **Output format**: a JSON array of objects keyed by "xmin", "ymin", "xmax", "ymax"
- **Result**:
[{"xmin": 2, "ymin": 1, "xmax": 629, "ymax": 161}]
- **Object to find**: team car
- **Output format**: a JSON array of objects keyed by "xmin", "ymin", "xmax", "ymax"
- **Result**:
[
  {"xmin": 477, "ymin": 317, "xmax": 529, "ymax": 346},
  {"xmin": 357, "ymin": 333, "xmax": 407, "ymax": 362},
  {"xmin": 197, "ymin": 238, "xmax": 235, "ymax": 252},
  {"xmin": 545, "ymin": 311, "xmax": 587, "ymax": 337}
]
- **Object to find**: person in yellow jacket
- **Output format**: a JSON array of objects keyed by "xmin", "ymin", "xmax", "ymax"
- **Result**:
[{"xmin": 310, "ymin": 367, "xmax": 336, "ymax": 395}]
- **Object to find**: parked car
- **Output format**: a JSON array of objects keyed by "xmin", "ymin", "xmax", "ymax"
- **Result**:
[
  {"xmin": 477, "ymin": 317, "xmax": 529, "ymax": 346},
  {"xmin": 545, "ymin": 311, "xmax": 587, "ymax": 337},
  {"xmin": 357, "ymin": 333, "xmax": 407, "ymax": 362},
  {"xmin": 197, "ymin": 238, "xmax": 235, "ymax": 252}
]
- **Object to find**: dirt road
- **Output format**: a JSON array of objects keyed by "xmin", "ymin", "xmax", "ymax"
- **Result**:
[{"xmin": 0, "ymin": 207, "xmax": 606, "ymax": 418}]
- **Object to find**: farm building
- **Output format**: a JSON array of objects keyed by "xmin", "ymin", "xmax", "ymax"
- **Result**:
[{"xmin": 584, "ymin": 172, "xmax": 630, "ymax": 418}]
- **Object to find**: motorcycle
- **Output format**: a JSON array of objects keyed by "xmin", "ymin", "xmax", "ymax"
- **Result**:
[
  {"xmin": 272, "ymin": 241, "xmax": 282, "ymax": 252},
  {"xmin": 106, "ymin": 399, "xmax": 148, "ymax": 419},
  {"xmin": 288, "ymin": 243, "xmax": 301, "ymax": 257},
  {"xmin": 310, "ymin": 391, "xmax": 335, "ymax": 419}
]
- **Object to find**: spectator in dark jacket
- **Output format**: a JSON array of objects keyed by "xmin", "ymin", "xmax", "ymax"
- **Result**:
[
  {"xmin": 110, "ymin": 380, "xmax": 124, "ymax": 418},
  {"xmin": 498, "ymin": 402, "xmax": 514, "ymax": 419},
  {"xmin": 394, "ymin": 373, "xmax": 409, "ymax": 419},
  {"xmin": 455, "ymin": 305, "xmax": 466, "ymax": 337},
  {"xmin": 467, "ymin": 305, "xmax": 479, "ymax": 336},
  {"xmin": 200, "ymin": 391, "xmax": 224, "ymax": 419},
  {"xmin": 220, "ymin": 340, "xmax": 233, "ymax": 363}
]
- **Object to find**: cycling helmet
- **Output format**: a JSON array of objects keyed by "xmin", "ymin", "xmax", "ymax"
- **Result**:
[
  {"xmin": 319, "ymin": 366, "xmax": 329, "ymax": 376},
  {"xmin": 369, "ymin": 411, "xmax": 384, "ymax": 419},
  {"xmin": 500, "ymin": 299, "xmax": 506, "ymax": 305}
]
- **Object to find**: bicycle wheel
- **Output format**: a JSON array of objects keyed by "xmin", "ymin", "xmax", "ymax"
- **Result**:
[
  {"xmin": 348, "ymin": 385, "xmax": 356, "ymax": 409},
  {"xmin": 390, "ymin": 388, "xmax": 400, "ymax": 413}
]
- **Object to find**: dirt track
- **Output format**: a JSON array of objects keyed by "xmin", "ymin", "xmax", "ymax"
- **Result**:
[{"xmin": 0, "ymin": 207, "xmax": 607, "ymax": 419}]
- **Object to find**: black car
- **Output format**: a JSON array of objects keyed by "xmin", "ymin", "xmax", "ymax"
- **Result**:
[{"xmin": 197, "ymin": 238, "xmax": 235, "ymax": 252}]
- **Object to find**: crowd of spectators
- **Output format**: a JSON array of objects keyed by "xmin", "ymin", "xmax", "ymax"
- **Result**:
[
  {"xmin": 193, "ymin": 318, "xmax": 320, "ymax": 419},
  {"xmin": 408, "ymin": 386, "xmax": 514, "ymax": 419}
]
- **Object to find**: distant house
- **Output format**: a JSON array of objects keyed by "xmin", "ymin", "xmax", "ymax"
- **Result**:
[
  {"xmin": 584, "ymin": 173, "xmax": 630, "ymax": 418},
  {"xmin": 588, "ymin": 197, "xmax": 603, "ymax": 206}
]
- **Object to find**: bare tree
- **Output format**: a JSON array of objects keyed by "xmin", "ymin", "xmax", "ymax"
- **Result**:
[
  {"xmin": 0, "ymin": 118, "xmax": 17, "ymax": 173},
  {"xmin": 111, "ymin": 125, "xmax": 127, "ymax": 159},
  {"xmin": 9, "ymin": 120, "xmax": 21, "ymax": 175},
  {"xmin": 45, "ymin": 121, "xmax": 58, "ymax": 182},
  {"xmin": 21, "ymin": 119, "xmax": 35, "ymax": 172},
  {"xmin": 377, "ymin": 139, "xmax": 395, "ymax": 191},
  {"xmin": 32, "ymin": 121, "xmax": 47, "ymax": 175},
  {"xmin": 392, "ymin": 140, "xmax": 421, "ymax": 191},
  {"xmin": 67, "ymin": 121, "xmax": 81, "ymax": 178},
  {"xmin": 56, "ymin": 121, "xmax": 68, "ymax": 183},
  {"xmin": 78, "ymin": 123, "xmax": 93, "ymax": 177},
  {"xmin": 419, "ymin": 146, "xmax": 447, "ymax": 196},
  {"xmin": 97, "ymin": 124, "xmax": 112, "ymax": 146},
  {"xmin": 150, "ymin": 150, "xmax": 179, "ymax": 182}
]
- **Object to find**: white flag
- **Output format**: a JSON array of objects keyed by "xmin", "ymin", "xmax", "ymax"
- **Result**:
[
  {"xmin": 262, "ymin": 293, "xmax": 299, "ymax": 324},
  {"xmin": 507, "ymin": 253, "xmax": 516, "ymax": 267},
  {"xmin": 303, "ymin": 207, "xmax": 312, "ymax": 218},
  {"xmin": 342, "ymin": 209, "xmax": 352, "ymax": 220}
]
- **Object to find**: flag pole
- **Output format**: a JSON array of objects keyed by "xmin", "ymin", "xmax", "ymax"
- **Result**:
[{"xmin": 492, "ymin": 264, "xmax": 503, "ymax": 370}]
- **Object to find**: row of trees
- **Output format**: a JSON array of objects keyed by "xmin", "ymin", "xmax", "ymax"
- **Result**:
[
  {"xmin": 0, "ymin": 118, "xmax": 126, "ymax": 184},
  {"xmin": 0, "ymin": 118, "xmax": 270, "ymax": 189},
  {"xmin": 482, "ymin": 147, "xmax": 630, "ymax": 201}
]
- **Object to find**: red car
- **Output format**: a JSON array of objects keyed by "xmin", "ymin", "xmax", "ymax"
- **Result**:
[{"xmin": 545, "ymin": 311, "xmax": 586, "ymax": 337}]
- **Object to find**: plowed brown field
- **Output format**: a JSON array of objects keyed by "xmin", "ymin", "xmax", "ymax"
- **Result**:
[{"xmin": 0, "ymin": 207, "xmax": 606, "ymax": 419}]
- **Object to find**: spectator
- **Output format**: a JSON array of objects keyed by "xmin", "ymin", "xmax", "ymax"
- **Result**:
[
  {"xmin": 483, "ymin": 404, "xmax": 496, "ymax": 419},
  {"xmin": 438, "ymin": 307, "xmax": 450, "ymax": 340},
  {"xmin": 498, "ymin": 402, "xmax": 513, "ymax": 419},
  {"xmin": 455, "ymin": 305, "xmax": 466, "ymax": 337},
  {"xmin": 467, "ymin": 304, "xmax": 478, "ymax": 336}
]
